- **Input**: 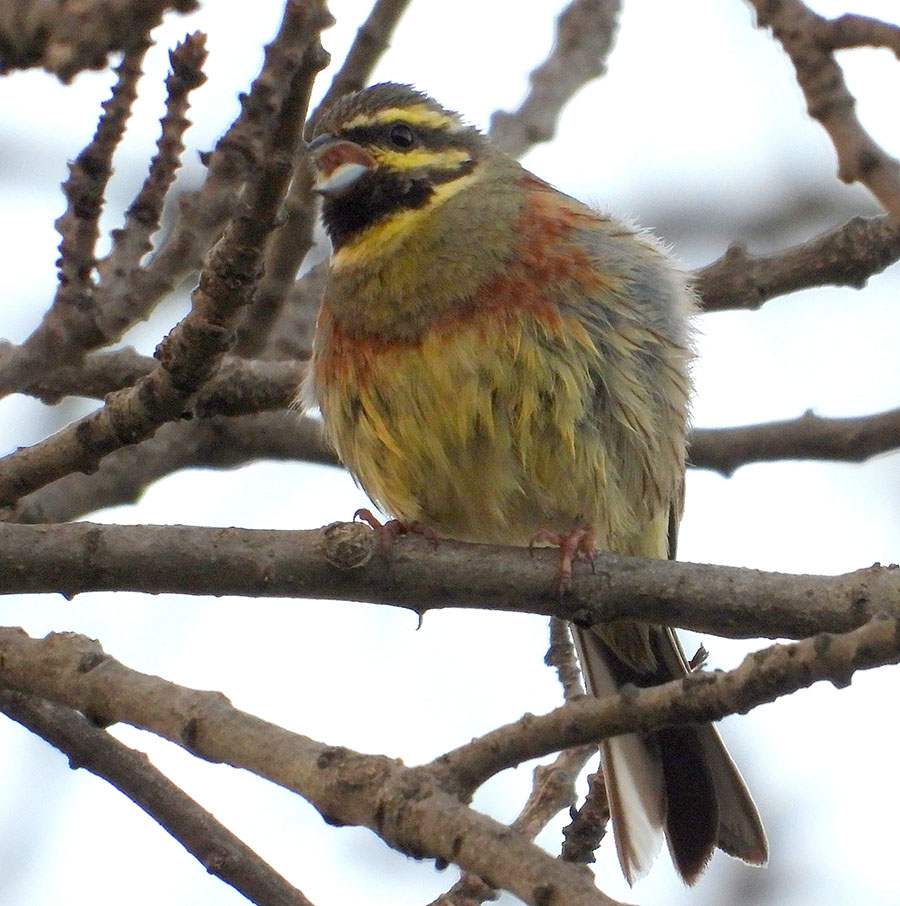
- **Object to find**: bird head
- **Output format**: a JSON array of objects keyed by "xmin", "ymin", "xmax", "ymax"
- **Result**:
[{"xmin": 307, "ymin": 83, "xmax": 490, "ymax": 249}]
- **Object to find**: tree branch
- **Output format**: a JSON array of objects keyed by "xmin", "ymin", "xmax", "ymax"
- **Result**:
[
  {"xmin": 0, "ymin": 0, "xmax": 332, "ymax": 509},
  {"xmin": 748, "ymin": 1, "xmax": 900, "ymax": 219},
  {"xmin": 0, "ymin": 0, "xmax": 197, "ymax": 81},
  {"xmin": 690, "ymin": 406, "xmax": 900, "ymax": 475},
  {"xmin": 89, "ymin": 1, "xmax": 332, "ymax": 356},
  {"xmin": 693, "ymin": 215, "xmax": 900, "ymax": 312},
  {"xmin": 426, "ymin": 614, "xmax": 900, "ymax": 795},
  {"xmin": 0, "ymin": 40, "xmax": 151, "ymax": 398},
  {"xmin": 308, "ymin": 0, "xmax": 414, "ymax": 128},
  {"xmin": 7, "ymin": 413, "xmax": 332, "ymax": 525},
  {"xmin": 0, "ymin": 691, "xmax": 316, "ymax": 906},
  {"xmin": 92, "ymin": 33, "xmax": 209, "ymax": 341},
  {"xmin": 489, "ymin": 0, "xmax": 621, "ymax": 158},
  {"xmin": 820, "ymin": 13, "xmax": 900, "ymax": 56},
  {"xmin": 0, "ymin": 629, "xmax": 625, "ymax": 906},
  {"xmin": 1, "ymin": 616, "xmax": 897, "ymax": 904},
  {"xmin": 0, "ymin": 521, "xmax": 896, "ymax": 641}
]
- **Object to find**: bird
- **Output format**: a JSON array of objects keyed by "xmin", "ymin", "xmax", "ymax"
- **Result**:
[{"xmin": 301, "ymin": 82, "xmax": 768, "ymax": 885}]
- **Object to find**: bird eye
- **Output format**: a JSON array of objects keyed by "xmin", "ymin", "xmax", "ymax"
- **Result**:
[{"xmin": 388, "ymin": 123, "xmax": 416, "ymax": 149}]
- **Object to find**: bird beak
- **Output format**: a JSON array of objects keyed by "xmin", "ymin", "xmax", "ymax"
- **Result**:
[{"xmin": 306, "ymin": 134, "xmax": 377, "ymax": 196}]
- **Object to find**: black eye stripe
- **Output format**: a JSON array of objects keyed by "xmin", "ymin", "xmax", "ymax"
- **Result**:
[{"xmin": 342, "ymin": 122, "xmax": 470, "ymax": 152}]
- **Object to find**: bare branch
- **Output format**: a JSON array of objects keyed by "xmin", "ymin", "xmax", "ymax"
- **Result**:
[
  {"xmin": 820, "ymin": 12, "xmax": 900, "ymax": 55},
  {"xmin": 0, "ymin": 0, "xmax": 197, "ymax": 81},
  {"xmin": 11, "ymin": 348, "xmax": 304, "ymax": 414},
  {"xmin": 489, "ymin": 0, "xmax": 621, "ymax": 158},
  {"xmin": 431, "ymin": 746, "xmax": 595, "ymax": 906},
  {"xmin": 14, "ymin": 346, "xmax": 157, "ymax": 403},
  {"xmin": 0, "ymin": 691, "xmax": 317, "ymax": 906},
  {"xmin": 0, "ymin": 1, "xmax": 332, "ymax": 509},
  {"xmin": 92, "ymin": 33, "xmax": 209, "ymax": 338},
  {"xmin": 232, "ymin": 163, "xmax": 319, "ymax": 357},
  {"xmin": 0, "ymin": 629, "xmax": 625, "ymax": 906},
  {"xmin": 308, "ymin": 0, "xmax": 413, "ymax": 128},
  {"xmin": 562, "ymin": 770, "xmax": 610, "ymax": 865},
  {"xmin": 230, "ymin": 30, "xmax": 330, "ymax": 358},
  {"xmin": 427, "ymin": 615, "xmax": 900, "ymax": 795},
  {"xmin": 693, "ymin": 215, "xmax": 900, "ymax": 313},
  {"xmin": 546, "ymin": 617, "xmax": 585, "ymax": 700},
  {"xmin": 1, "ymin": 616, "xmax": 898, "ymax": 905},
  {"xmin": 748, "ymin": 1, "xmax": 900, "ymax": 219},
  {"xmin": 9, "ymin": 414, "xmax": 332, "ymax": 525},
  {"xmin": 0, "ymin": 40, "xmax": 150, "ymax": 399},
  {"xmin": 690, "ymin": 407, "xmax": 900, "ymax": 476},
  {"xmin": 430, "ymin": 621, "xmax": 592, "ymax": 905},
  {"xmin": 95, "ymin": 3, "xmax": 331, "ymax": 351},
  {"xmin": 0, "ymin": 521, "xmax": 896, "ymax": 642}
]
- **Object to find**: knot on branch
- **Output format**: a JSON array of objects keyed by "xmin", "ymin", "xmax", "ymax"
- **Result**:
[{"xmin": 320, "ymin": 521, "xmax": 376, "ymax": 570}]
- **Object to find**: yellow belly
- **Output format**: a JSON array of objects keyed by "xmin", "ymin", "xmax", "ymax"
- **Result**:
[{"xmin": 315, "ymin": 305, "xmax": 672, "ymax": 556}]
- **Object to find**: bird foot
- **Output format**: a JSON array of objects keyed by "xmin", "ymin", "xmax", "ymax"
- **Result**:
[
  {"xmin": 529, "ymin": 525, "xmax": 596, "ymax": 593},
  {"xmin": 353, "ymin": 508, "xmax": 438, "ymax": 553}
]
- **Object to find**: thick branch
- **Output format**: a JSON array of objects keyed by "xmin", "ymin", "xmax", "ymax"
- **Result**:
[
  {"xmin": 0, "ymin": 629, "xmax": 624, "ymax": 906},
  {"xmin": 0, "ymin": 521, "xmax": 896, "ymax": 641},
  {"xmin": 693, "ymin": 215, "xmax": 900, "ymax": 312},
  {"xmin": 690, "ymin": 407, "xmax": 900, "ymax": 475},
  {"xmin": 0, "ymin": 691, "xmax": 316, "ymax": 906},
  {"xmin": 489, "ymin": 0, "xmax": 621, "ymax": 158},
  {"xmin": 1, "ymin": 617, "xmax": 897, "ymax": 904}
]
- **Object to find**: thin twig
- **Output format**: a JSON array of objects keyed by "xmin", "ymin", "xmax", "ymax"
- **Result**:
[
  {"xmin": 562, "ymin": 769, "xmax": 610, "ymax": 864},
  {"xmin": 93, "ymin": 33, "xmax": 209, "ymax": 341},
  {"xmin": 546, "ymin": 617, "xmax": 586, "ymax": 700},
  {"xmin": 0, "ymin": 39, "xmax": 150, "ymax": 398},
  {"xmin": 0, "ymin": 691, "xmax": 317, "ymax": 906},
  {"xmin": 105, "ymin": 2, "xmax": 331, "ymax": 349}
]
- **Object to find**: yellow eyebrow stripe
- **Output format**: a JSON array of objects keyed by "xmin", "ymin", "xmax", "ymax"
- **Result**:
[
  {"xmin": 343, "ymin": 104, "xmax": 463, "ymax": 132},
  {"xmin": 375, "ymin": 147, "xmax": 472, "ymax": 171},
  {"xmin": 331, "ymin": 169, "xmax": 480, "ymax": 270}
]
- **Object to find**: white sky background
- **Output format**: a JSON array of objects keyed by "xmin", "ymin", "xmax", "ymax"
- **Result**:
[{"xmin": 1, "ymin": 1, "xmax": 899, "ymax": 905}]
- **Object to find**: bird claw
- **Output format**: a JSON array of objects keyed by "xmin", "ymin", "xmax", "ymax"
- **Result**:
[
  {"xmin": 529, "ymin": 525, "xmax": 596, "ymax": 594},
  {"xmin": 353, "ymin": 508, "xmax": 439, "ymax": 551}
]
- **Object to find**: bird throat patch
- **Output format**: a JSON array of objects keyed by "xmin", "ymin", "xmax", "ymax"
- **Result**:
[{"xmin": 325, "ymin": 164, "xmax": 479, "ymax": 263}]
